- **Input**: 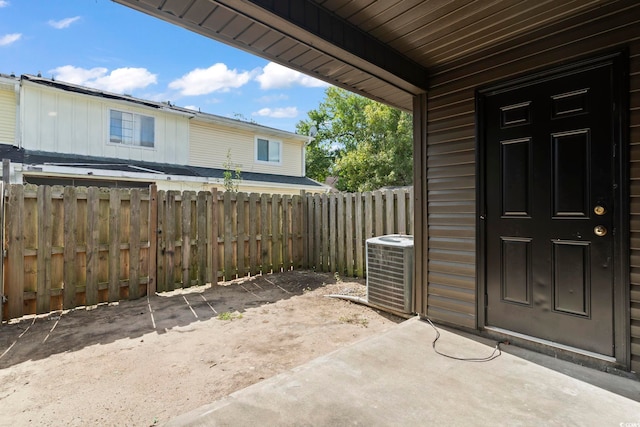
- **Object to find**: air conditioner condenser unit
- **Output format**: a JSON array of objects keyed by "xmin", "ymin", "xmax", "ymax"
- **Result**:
[{"xmin": 366, "ymin": 234, "xmax": 414, "ymax": 314}]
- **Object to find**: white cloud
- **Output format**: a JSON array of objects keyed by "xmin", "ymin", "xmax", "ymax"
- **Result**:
[
  {"xmin": 48, "ymin": 16, "xmax": 81, "ymax": 29},
  {"xmin": 255, "ymin": 62, "xmax": 328, "ymax": 90},
  {"xmin": 183, "ymin": 105, "xmax": 199, "ymax": 111},
  {"xmin": 49, "ymin": 65, "xmax": 157, "ymax": 93},
  {"xmin": 0, "ymin": 33, "xmax": 21, "ymax": 46},
  {"xmin": 253, "ymin": 107, "xmax": 299, "ymax": 119},
  {"xmin": 0, "ymin": 1, "xmax": 9, "ymax": 8},
  {"xmin": 169, "ymin": 63, "xmax": 252, "ymax": 96}
]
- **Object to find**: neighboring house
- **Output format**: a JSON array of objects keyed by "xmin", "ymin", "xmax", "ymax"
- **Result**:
[
  {"xmin": 0, "ymin": 73, "xmax": 326, "ymax": 195},
  {"xmin": 116, "ymin": 0, "xmax": 640, "ymax": 373}
]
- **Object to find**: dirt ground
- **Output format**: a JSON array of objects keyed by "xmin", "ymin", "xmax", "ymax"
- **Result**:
[{"xmin": 0, "ymin": 271, "xmax": 403, "ymax": 426}]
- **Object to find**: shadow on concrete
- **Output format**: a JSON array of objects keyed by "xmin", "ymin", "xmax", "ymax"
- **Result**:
[{"xmin": 0, "ymin": 270, "xmax": 342, "ymax": 369}]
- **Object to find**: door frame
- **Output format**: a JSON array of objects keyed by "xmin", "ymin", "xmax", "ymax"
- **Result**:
[{"xmin": 475, "ymin": 50, "xmax": 629, "ymax": 367}]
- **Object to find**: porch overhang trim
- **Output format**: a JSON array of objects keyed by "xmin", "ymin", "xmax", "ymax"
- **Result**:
[{"xmin": 239, "ymin": 0, "xmax": 429, "ymax": 93}]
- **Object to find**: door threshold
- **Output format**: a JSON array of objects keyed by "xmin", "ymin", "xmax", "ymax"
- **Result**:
[{"xmin": 484, "ymin": 326, "xmax": 616, "ymax": 363}]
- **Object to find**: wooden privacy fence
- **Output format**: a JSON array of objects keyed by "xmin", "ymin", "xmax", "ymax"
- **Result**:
[{"xmin": 1, "ymin": 184, "xmax": 413, "ymax": 321}]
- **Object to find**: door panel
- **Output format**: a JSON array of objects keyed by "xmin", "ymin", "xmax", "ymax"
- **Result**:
[{"xmin": 484, "ymin": 62, "xmax": 615, "ymax": 356}]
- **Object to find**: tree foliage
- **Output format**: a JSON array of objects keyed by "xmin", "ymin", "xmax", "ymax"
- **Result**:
[{"xmin": 297, "ymin": 87, "xmax": 413, "ymax": 192}]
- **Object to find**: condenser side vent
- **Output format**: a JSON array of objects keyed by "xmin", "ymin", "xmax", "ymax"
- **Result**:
[{"xmin": 366, "ymin": 235, "xmax": 414, "ymax": 314}]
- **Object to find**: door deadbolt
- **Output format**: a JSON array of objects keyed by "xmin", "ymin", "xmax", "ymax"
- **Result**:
[
  {"xmin": 594, "ymin": 205, "xmax": 606, "ymax": 216},
  {"xmin": 594, "ymin": 225, "xmax": 607, "ymax": 237}
]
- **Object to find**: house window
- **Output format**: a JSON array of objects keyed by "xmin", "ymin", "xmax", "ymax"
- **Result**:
[
  {"xmin": 256, "ymin": 137, "xmax": 281, "ymax": 164},
  {"xmin": 109, "ymin": 110, "xmax": 155, "ymax": 147}
]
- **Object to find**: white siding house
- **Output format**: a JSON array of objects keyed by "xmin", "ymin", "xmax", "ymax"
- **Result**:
[{"xmin": 0, "ymin": 74, "xmax": 326, "ymax": 194}]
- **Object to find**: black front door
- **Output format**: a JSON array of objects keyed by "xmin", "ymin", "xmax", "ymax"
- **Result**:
[{"xmin": 483, "ymin": 60, "xmax": 618, "ymax": 356}]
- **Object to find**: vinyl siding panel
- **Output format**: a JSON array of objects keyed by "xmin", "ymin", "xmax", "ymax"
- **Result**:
[
  {"xmin": 0, "ymin": 84, "xmax": 16, "ymax": 144},
  {"xmin": 424, "ymin": 2, "xmax": 640, "ymax": 368},
  {"xmin": 21, "ymin": 82, "xmax": 189, "ymax": 165},
  {"xmin": 189, "ymin": 120, "xmax": 304, "ymax": 176}
]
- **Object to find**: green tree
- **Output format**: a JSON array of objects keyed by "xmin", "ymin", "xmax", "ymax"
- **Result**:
[{"xmin": 297, "ymin": 87, "xmax": 413, "ymax": 192}]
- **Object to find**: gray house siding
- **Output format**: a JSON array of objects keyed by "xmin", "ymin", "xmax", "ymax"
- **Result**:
[{"xmin": 422, "ymin": 2, "xmax": 640, "ymax": 370}]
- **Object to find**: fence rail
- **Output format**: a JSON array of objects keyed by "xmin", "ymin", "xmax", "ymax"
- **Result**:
[{"xmin": 1, "ymin": 184, "xmax": 412, "ymax": 321}]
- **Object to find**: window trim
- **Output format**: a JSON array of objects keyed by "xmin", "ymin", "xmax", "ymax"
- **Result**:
[
  {"xmin": 107, "ymin": 108, "xmax": 156, "ymax": 149},
  {"xmin": 254, "ymin": 136, "xmax": 282, "ymax": 166}
]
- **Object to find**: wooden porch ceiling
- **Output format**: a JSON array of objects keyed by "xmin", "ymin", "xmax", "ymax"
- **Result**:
[{"xmin": 113, "ymin": 0, "xmax": 617, "ymax": 111}]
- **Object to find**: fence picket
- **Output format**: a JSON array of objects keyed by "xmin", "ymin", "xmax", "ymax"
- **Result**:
[
  {"xmin": 397, "ymin": 189, "xmax": 407, "ymax": 234},
  {"xmin": 321, "ymin": 193, "xmax": 329, "ymax": 272},
  {"xmin": 237, "ymin": 192, "xmax": 246, "ymax": 277},
  {"xmin": 249, "ymin": 193, "xmax": 258, "ymax": 275},
  {"xmin": 282, "ymin": 195, "xmax": 291, "ymax": 270},
  {"xmin": 182, "ymin": 191, "xmax": 192, "ymax": 288},
  {"xmin": 148, "ymin": 185, "xmax": 158, "ymax": 294},
  {"xmin": 314, "ymin": 194, "xmax": 321, "ymax": 270},
  {"xmin": 108, "ymin": 189, "xmax": 120, "ymax": 301},
  {"xmin": 36, "ymin": 186, "xmax": 52, "ymax": 313},
  {"xmin": 337, "ymin": 194, "xmax": 345, "ymax": 275},
  {"xmin": 165, "ymin": 191, "xmax": 177, "ymax": 291},
  {"xmin": 292, "ymin": 194, "xmax": 302, "ymax": 269},
  {"xmin": 329, "ymin": 194, "xmax": 337, "ymax": 272},
  {"xmin": 129, "ymin": 189, "xmax": 141, "ymax": 299},
  {"xmin": 224, "ymin": 191, "xmax": 233, "ymax": 281},
  {"xmin": 211, "ymin": 188, "xmax": 219, "ymax": 283},
  {"xmin": 346, "ymin": 193, "xmax": 354, "ymax": 277},
  {"xmin": 373, "ymin": 190, "xmax": 382, "ymax": 237},
  {"xmin": 272, "ymin": 194, "xmax": 281, "ymax": 272},
  {"xmin": 197, "ymin": 191, "xmax": 207, "ymax": 285},
  {"xmin": 64, "ymin": 187, "xmax": 78, "ymax": 308},
  {"xmin": 355, "ymin": 192, "xmax": 364, "ymax": 277},
  {"xmin": 385, "ymin": 189, "xmax": 395, "ymax": 234},
  {"xmin": 85, "ymin": 187, "xmax": 101, "ymax": 302},
  {"xmin": 6, "ymin": 185, "xmax": 24, "ymax": 319},
  {"xmin": 306, "ymin": 194, "xmax": 314, "ymax": 269}
]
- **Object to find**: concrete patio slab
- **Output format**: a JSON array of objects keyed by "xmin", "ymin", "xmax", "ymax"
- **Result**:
[{"xmin": 166, "ymin": 317, "xmax": 640, "ymax": 427}]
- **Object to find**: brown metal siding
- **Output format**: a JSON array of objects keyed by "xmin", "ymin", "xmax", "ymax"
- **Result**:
[{"xmin": 424, "ymin": 3, "xmax": 640, "ymax": 369}]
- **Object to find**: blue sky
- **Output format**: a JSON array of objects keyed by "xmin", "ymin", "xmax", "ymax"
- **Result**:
[{"xmin": 0, "ymin": 0, "xmax": 330, "ymax": 132}]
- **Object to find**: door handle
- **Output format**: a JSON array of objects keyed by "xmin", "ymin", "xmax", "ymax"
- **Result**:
[
  {"xmin": 594, "ymin": 205, "xmax": 606, "ymax": 215},
  {"xmin": 594, "ymin": 225, "xmax": 607, "ymax": 237}
]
